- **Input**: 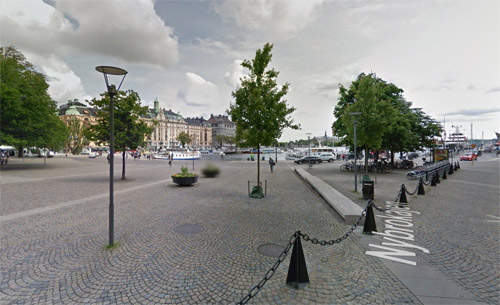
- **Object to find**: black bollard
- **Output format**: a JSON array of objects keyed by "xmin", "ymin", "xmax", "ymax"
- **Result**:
[
  {"xmin": 457, "ymin": 161, "xmax": 460, "ymax": 169},
  {"xmin": 363, "ymin": 202, "xmax": 377, "ymax": 234},
  {"xmin": 399, "ymin": 184, "xmax": 408, "ymax": 207},
  {"xmin": 448, "ymin": 164, "xmax": 453, "ymax": 175},
  {"xmin": 454, "ymin": 162, "xmax": 458, "ymax": 170},
  {"xmin": 418, "ymin": 177, "xmax": 426, "ymax": 195},
  {"xmin": 442, "ymin": 169, "xmax": 447, "ymax": 180},
  {"xmin": 435, "ymin": 171, "xmax": 441, "ymax": 184},
  {"xmin": 286, "ymin": 232, "xmax": 309, "ymax": 288},
  {"xmin": 431, "ymin": 173, "xmax": 437, "ymax": 186}
]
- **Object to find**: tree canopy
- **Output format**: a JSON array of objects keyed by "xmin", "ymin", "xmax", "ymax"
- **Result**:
[
  {"xmin": 332, "ymin": 73, "xmax": 442, "ymax": 165},
  {"xmin": 228, "ymin": 43, "xmax": 299, "ymax": 190},
  {"xmin": 85, "ymin": 89, "xmax": 154, "ymax": 179},
  {"xmin": 0, "ymin": 46, "xmax": 68, "ymax": 155},
  {"xmin": 176, "ymin": 132, "xmax": 191, "ymax": 148}
]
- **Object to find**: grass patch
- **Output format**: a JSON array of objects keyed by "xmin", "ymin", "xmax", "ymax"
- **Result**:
[{"xmin": 102, "ymin": 242, "xmax": 120, "ymax": 251}]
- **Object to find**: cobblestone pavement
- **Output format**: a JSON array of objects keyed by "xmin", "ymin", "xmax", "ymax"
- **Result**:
[
  {"xmin": 312, "ymin": 155, "xmax": 500, "ymax": 304},
  {"xmin": 1, "ymin": 156, "xmax": 422, "ymax": 304}
]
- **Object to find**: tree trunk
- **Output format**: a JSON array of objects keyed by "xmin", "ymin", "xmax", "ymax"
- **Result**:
[
  {"xmin": 365, "ymin": 145, "xmax": 369, "ymax": 173},
  {"xmin": 257, "ymin": 144, "xmax": 260, "ymax": 193},
  {"xmin": 122, "ymin": 151, "xmax": 126, "ymax": 180}
]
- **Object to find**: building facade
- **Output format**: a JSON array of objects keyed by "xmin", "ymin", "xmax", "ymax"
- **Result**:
[
  {"xmin": 207, "ymin": 114, "xmax": 236, "ymax": 149},
  {"xmin": 58, "ymin": 99, "xmax": 229, "ymax": 152},
  {"xmin": 143, "ymin": 99, "xmax": 213, "ymax": 151}
]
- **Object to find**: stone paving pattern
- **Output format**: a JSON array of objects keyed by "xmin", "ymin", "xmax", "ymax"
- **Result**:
[
  {"xmin": 312, "ymin": 156, "xmax": 500, "ymax": 305},
  {"xmin": 0, "ymin": 156, "xmax": 425, "ymax": 304}
]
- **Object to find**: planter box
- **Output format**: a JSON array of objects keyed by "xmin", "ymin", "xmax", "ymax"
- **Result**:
[{"xmin": 172, "ymin": 176, "xmax": 198, "ymax": 186}]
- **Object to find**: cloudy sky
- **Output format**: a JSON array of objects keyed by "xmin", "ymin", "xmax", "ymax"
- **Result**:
[{"xmin": 2, "ymin": 0, "xmax": 499, "ymax": 141}]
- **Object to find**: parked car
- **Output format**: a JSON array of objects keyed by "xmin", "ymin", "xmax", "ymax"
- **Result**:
[
  {"xmin": 460, "ymin": 153, "xmax": 477, "ymax": 161},
  {"xmin": 318, "ymin": 153, "xmax": 335, "ymax": 162},
  {"xmin": 89, "ymin": 151, "xmax": 97, "ymax": 158},
  {"xmin": 294, "ymin": 156, "xmax": 322, "ymax": 164}
]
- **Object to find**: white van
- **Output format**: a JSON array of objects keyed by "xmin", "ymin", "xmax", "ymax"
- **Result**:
[{"xmin": 318, "ymin": 152, "xmax": 335, "ymax": 162}]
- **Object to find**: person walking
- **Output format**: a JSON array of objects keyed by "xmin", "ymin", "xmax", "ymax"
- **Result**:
[{"xmin": 269, "ymin": 157, "xmax": 275, "ymax": 173}]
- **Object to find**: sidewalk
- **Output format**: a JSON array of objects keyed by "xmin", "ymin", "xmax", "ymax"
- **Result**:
[{"xmin": 297, "ymin": 158, "xmax": 496, "ymax": 304}]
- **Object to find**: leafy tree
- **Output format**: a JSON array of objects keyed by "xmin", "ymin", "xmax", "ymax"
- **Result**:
[
  {"xmin": 176, "ymin": 132, "xmax": 191, "ymax": 148},
  {"xmin": 86, "ymin": 90, "xmax": 154, "ymax": 180},
  {"xmin": 65, "ymin": 116, "xmax": 89, "ymax": 154},
  {"xmin": 0, "ymin": 45, "xmax": 68, "ymax": 156},
  {"xmin": 333, "ymin": 72, "xmax": 441, "ymax": 167},
  {"xmin": 228, "ymin": 43, "xmax": 299, "ymax": 192}
]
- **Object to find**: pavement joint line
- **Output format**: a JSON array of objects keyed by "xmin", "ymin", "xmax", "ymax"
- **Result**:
[
  {"xmin": 0, "ymin": 165, "xmax": 161, "ymax": 184},
  {"xmin": 0, "ymin": 178, "xmax": 170, "ymax": 222},
  {"xmin": 446, "ymin": 179, "xmax": 499, "ymax": 188}
]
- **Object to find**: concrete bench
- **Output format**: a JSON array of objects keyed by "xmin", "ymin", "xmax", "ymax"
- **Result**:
[{"xmin": 295, "ymin": 167, "xmax": 364, "ymax": 224}]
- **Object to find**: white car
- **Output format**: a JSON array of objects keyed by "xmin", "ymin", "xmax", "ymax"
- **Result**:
[
  {"xmin": 88, "ymin": 152, "xmax": 97, "ymax": 158},
  {"xmin": 318, "ymin": 152, "xmax": 335, "ymax": 162}
]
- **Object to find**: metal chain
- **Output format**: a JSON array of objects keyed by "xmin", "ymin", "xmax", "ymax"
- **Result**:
[
  {"xmin": 422, "ymin": 171, "xmax": 434, "ymax": 186},
  {"xmin": 301, "ymin": 205, "xmax": 368, "ymax": 246},
  {"xmin": 405, "ymin": 183, "xmax": 418, "ymax": 196},
  {"xmin": 372, "ymin": 200, "xmax": 399, "ymax": 212},
  {"xmin": 237, "ymin": 231, "xmax": 298, "ymax": 305},
  {"xmin": 394, "ymin": 187, "xmax": 402, "ymax": 202}
]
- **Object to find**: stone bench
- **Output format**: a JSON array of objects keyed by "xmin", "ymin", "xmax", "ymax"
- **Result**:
[{"xmin": 295, "ymin": 167, "xmax": 364, "ymax": 224}]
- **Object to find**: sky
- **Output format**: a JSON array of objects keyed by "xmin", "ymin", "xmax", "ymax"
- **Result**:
[{"xmin": 1, "ymin": 0, "xmax": 499, "ymax": 142}]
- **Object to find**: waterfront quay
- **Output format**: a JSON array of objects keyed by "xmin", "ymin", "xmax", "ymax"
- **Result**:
[{"xmin": 1, "ymin": 155, "xmax": 498, "ymax": 304}]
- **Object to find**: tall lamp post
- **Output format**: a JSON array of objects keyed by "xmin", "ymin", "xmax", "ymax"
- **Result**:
[
  {"xmin": 306, "ymin": 133, "xmax": 312, "ymax": 170},
  {"xmin": 96, "ymin": 66, "xmax": 128, "ymax": 247},
  {"xmin": 350, "ymin": 112, "xmax": 362, "ymax": 192}
]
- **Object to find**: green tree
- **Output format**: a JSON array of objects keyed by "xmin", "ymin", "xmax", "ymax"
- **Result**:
[
  {"xmin": 215, "ymin": 134, "xmax": 226, "ymax": 149},
  {"xmin": 228, "ymin": 43, "xmax": 299, "ymax": 192},
  {"xmin": 176, "ymin": 132, "xmax": 192, "ymax": 148},
  {"xmin": 333, "ymin": 72, "xmax": 441, "ymax": 168},
  {"xmin": 86, "ymin": 89, "xmax": 154, "ymax": 180},
  {"xmin": 0, "ymin": 46, "xmax": 68, "ymax": 156},
  {"xmin": 65, "ymin": 116, "xmax": 89, "ymax": 154}
]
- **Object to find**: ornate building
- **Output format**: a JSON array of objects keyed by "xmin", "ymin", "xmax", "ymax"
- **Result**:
[
  {"xmin": 58, "ymin": 98, "xmax": 223, "ymax": 152},
  {"xmin": 144, "ymin": 99, "xmax": 212, "ymax": 151}
]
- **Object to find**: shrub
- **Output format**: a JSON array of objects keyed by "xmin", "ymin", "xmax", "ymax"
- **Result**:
[
  {"xmin": 201, "ymin": 164, "xmax": 220, "ymax": 177},
  {"xmin": 172, "ymin": 166, "xmax": 198, "ymax": 178}
]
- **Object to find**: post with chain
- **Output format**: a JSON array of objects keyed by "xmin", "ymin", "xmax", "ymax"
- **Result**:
[
  {"xmin": 442, "ymin": 168, "xmax": 447, "ymax": 180},
  {"xmin": 398, "ymin": 184, "xmax": 408, "ymax": 207},
  {"xmin": 448, "ymin": 163, "xmax": 454, "ymax": 175},
  {"xmin": 363, "ymin": 200, "xmax": 377, "ymax": 234},
  {"xmin": 286, "ymin": 231, "xmax": 309, "ymax": 289},
  {"xmin": 431, "ymin": 172, "xmax": 437, "ymax": 186},
  {"xmin": 417, "ymin": 177, "xmax": 426, "ymax": 195}
]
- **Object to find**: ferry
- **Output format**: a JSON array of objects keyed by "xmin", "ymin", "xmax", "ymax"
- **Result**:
[{"xmin": 153, "ymin": 150, "xmax": 201, "ymax": 160}]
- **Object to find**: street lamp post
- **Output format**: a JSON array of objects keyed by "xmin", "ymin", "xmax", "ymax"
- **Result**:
[
  {"xmin": 350, "ymin": 112, "xmax": 362, "ymax": 192},
  {"xmin": 96, "ymin": 66, "xmax": 128, "ymax": 247},
  {"xmin": 306, "ymin": 133, "xmax": 312, "ymax": 170}
]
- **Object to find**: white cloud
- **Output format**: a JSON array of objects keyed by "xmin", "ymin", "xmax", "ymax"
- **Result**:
[
  {"xmin": 2, "ymin": 0, "xmax": 179, "ymax": 68},
  {"xmin": 213, "ymin": 0, "xmax": 326, "ymax": 38},
  {"xmin": 224, "ymin": 60, "xmax": 244, "ymax": 88},
  {"xmin": 177, "ymin": 72, "xmax": 221, "ymax": 108}
]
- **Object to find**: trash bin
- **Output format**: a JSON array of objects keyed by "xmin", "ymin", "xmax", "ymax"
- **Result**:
[
  {"xmin": 262, "ymin": 156, "xmax": 265, "ymax": 161},
  {"xmin": 362, "ymin": 179, "xmax": 374, "ymax": 200}
]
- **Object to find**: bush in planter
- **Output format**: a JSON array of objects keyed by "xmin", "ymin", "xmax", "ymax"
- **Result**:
[
  {"xmin": 172, "ymin": 166, "xmax": 198, "ymax": 186},
  {"xmin": 201, "ymin": 163, "xmax": 220, "ymax": 178}
]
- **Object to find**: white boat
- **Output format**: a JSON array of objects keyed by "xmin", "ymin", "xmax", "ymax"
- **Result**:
[{"xmin": 153, "ymin": 150, "xmax": 201, "ymax": 160}]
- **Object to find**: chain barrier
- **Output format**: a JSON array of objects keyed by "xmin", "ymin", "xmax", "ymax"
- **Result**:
[
  {"xmin": 405, "ymin": 183, "xmax": 418, "ymax": 196},
  {"xmin": 394, "ymin": 187, "xmax": 402, "ymax": 202},
  {"xmin": 237, "ymin": 232, "xmax": 298, "ymax": 305},
  {"xmin": 301, "ymin": 207, "xmax": 367, "ymax": 246},
  {"xmin": 372, "ymin": 200, "xmax": 399, "ymax": 212}
]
